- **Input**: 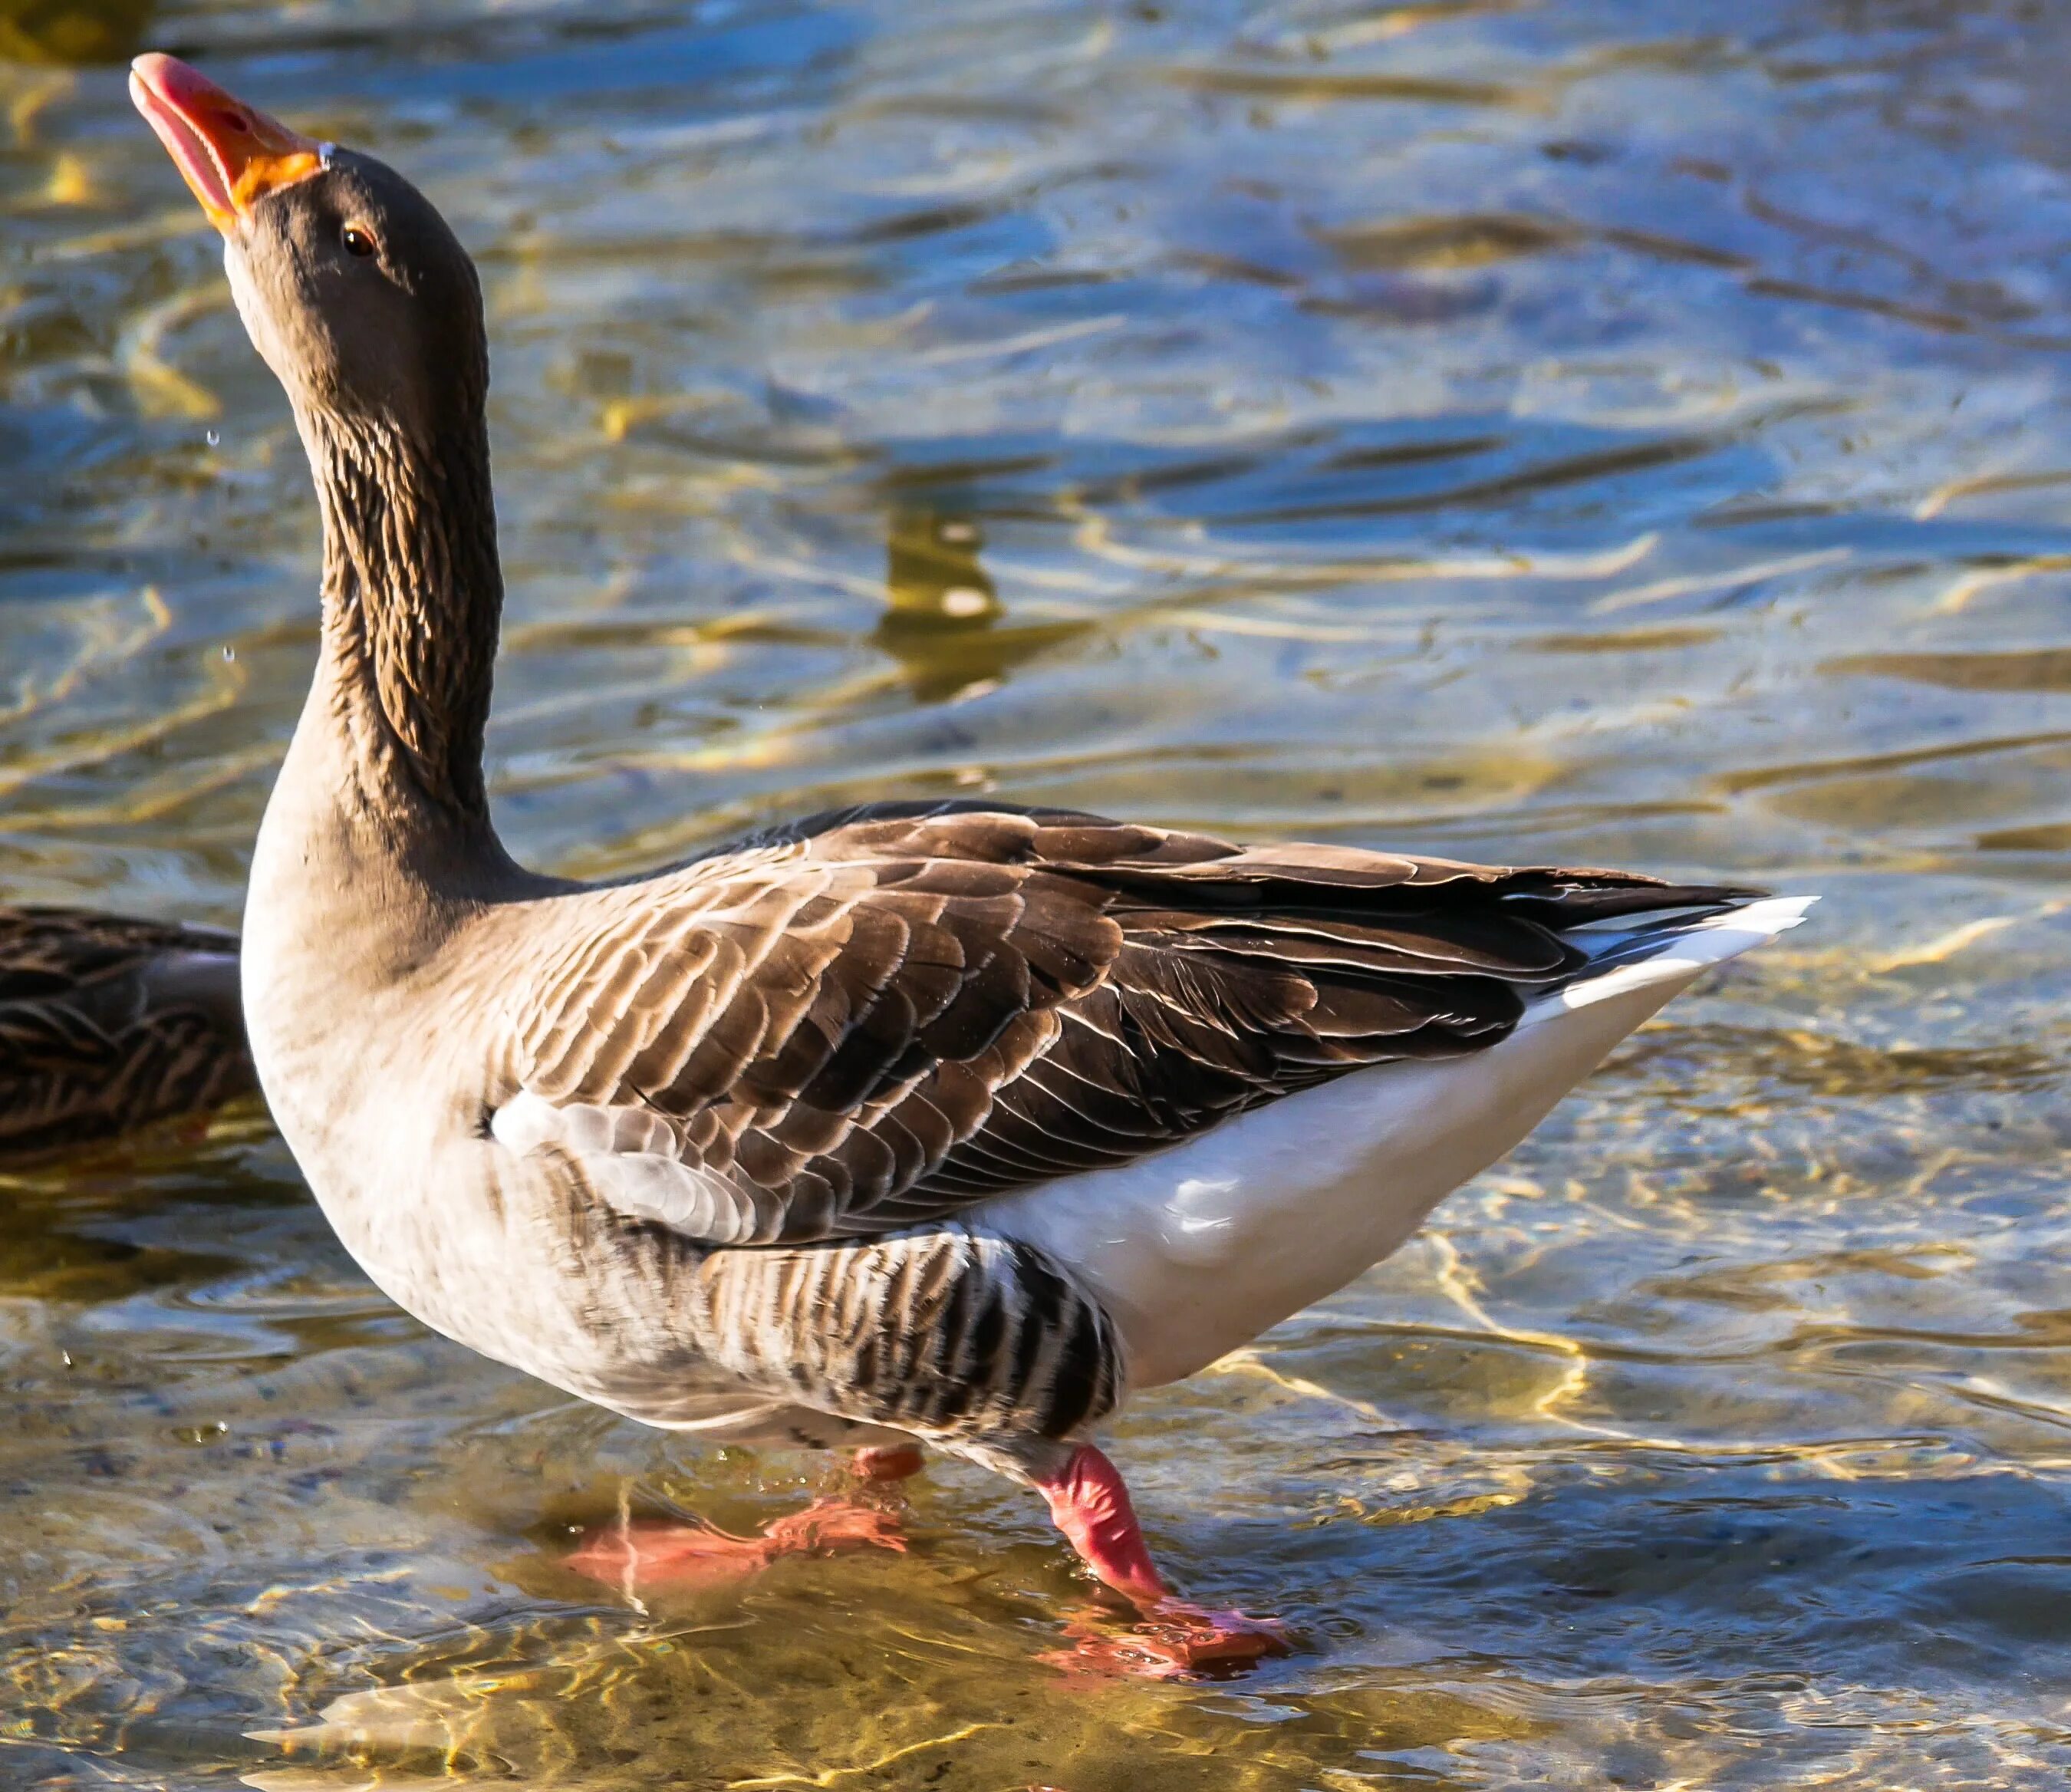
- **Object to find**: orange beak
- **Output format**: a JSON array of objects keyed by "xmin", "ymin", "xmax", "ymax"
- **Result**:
[{"xmin": 129, "ymin": 53, "xmax": 326, "ymax": 236}]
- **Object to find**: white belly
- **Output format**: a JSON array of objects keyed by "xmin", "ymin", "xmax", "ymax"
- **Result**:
[{"xmin": 973, "ymin": 896, "xmax": 1809, "ymax": 1390}]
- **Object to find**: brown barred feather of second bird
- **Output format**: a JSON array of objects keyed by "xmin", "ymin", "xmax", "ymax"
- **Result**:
[{"xmin": 0, "ymin": 908, "xmax": 255, "ymax": 1160}]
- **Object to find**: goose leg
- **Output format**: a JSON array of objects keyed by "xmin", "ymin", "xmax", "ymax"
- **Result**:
[
  {"xmin": 565, "ymin": 1455, "xmax": 910, "ymax": 1593},
  {"xmin": 1018, "ymin": 1441, "xmax": 1291, "ymax": 1676},
  {"xmin": 1030, "ymin": 1441, "xmax": 1165, "ymax": 1605},
  {"xmin": 677, "ymin": 1233, "xmax": 1280, "ymax": 1664},
  {"xmin": 566, "ymin": 1502, "xmax": 904, "ymax": 1590}
]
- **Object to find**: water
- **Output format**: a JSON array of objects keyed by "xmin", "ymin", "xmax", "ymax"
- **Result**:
[{"xmin": 6, "ymin": 0, "xmax": 2071, "ymax": 1784}]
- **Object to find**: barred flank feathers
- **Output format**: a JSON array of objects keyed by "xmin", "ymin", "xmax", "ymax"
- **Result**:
[{"xmin": 681, "ymin": 1226, "xmax": 1121, "ymax": 1440}]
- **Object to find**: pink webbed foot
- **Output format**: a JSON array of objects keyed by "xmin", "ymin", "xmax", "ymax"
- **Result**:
[
  {"xmin": 1048, "ymin": 1603, "xmax": 1290, "ymax": 1679},
  {"xmin": 1032, "ymin": 1444, "xmax": 1290, "ymax": 1678},
  {"xmin": 760, "ymin": 1496, "xmax": 908, "ymax": 1555},
  {"xmin": 566, "ymin": 1444, "xmax": 923, "ymax": 1593},
  {"xmin": 566, "ymin": 1497, "xmax": 905, "ymax": 1593}
]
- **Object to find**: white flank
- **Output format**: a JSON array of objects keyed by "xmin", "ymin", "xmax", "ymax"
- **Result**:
[{"xmin": 974, "ymin": 894, "xmax": 1813, "ymax": 1391}]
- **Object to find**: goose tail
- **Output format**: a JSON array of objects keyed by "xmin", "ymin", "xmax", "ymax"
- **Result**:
[{"xmin": 1532, "ymin": 892, "xmax": 1816, "ymax": 1026}]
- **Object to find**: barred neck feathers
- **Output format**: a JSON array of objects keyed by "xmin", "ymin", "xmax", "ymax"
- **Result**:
[{"xmin": 303, "ymin": 396, "xmax": 502, "ymax": 828}]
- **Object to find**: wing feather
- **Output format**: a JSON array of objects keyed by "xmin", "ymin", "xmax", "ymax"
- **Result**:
[
  {"xmin": 492, "ymin": 802, "xmax": 1758, "ymax": 1245},
  {"xmin": 0, "ymin": 907, "xmax": 252, "ymax": 1160}
]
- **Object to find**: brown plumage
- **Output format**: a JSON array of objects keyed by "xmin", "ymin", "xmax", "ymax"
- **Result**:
[
  {"xmin": 0, "ymin": 907, "xmax": 253, "ymax": 1162},
  {"xmin": 503, "ymin": 802, "xmax": 1754, "ymax": 1245}
]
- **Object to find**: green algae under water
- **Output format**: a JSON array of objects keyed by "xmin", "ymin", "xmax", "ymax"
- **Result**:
[{"xmin": 8, "ymin": 1, "xmax": 2071, "ymax": 1785}]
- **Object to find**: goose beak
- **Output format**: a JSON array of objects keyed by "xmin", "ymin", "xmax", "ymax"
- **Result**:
[{"xmin": 129, "ymin": 53, "xmax": 325, "ymax": 236}]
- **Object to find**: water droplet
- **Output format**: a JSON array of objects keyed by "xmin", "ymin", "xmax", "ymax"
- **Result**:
[{"xmin": 205, "ymin": 429, "xmax": 220, "ymax": 447}]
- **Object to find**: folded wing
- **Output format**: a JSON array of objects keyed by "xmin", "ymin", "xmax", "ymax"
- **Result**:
[
  {"xmin": 493, "ymin": 802, "xmax": 1754, "ymax": 1247},
  {"xmin": 0, "ymin": 907, "xmax": 251, "ymax": 1159}
]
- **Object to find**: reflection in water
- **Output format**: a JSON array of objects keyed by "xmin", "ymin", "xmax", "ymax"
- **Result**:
[
  {"xmin": 873, "ymin": 503, "xmax": 1087, "ymax": 703},
  {"xmin": 882, "ymin": 505, "xmax": 999, "ymax": 628},
  {"xmin": 10, "ymin": 0, "xmax": 2071, "ymax": 1786}
]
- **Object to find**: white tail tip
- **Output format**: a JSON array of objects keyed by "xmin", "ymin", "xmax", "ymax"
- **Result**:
[{"xmin": 1555, "ymin": 892, "xmax": 1816, "ymax": 1013}]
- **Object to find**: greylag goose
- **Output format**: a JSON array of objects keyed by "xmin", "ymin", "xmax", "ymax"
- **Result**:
[
  {"xmin": 131, "ymin": 54, "xmax": 1809, "ymax": 1672},
  {"xmin": 0, "ymin": 905, "xmax": 250, "ymax": 1162}
]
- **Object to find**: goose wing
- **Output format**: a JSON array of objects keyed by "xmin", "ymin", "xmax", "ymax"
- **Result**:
[
  {"xmin": 494, "ymin": 802, "xmax": 1753, "ymax": 1247},
  {"xmin": 0, "ymin": 907, "xmax": 252, "ymax": 1158},
  {"xmin": 0, "ymin": 906, "xmax": 236, "ymax": 992}
]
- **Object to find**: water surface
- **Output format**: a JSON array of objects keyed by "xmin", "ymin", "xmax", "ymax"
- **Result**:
[{"xmin": 6, "ymin": 1, "xmax": 2071, "ymax": 1785}]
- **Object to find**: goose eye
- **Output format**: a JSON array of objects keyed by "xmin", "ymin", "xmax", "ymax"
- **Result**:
[{"xmin": 341, "ymin": 225, "xmax": 377, "ymax": 259}]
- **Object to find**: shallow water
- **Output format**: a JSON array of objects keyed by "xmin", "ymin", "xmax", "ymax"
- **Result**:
[{"xmin": 7, "ymin": 0, "xmax": 2071, "ymax": 1784}]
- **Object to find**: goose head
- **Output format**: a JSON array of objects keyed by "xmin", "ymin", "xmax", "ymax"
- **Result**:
[{"xmin": 129, "ymin": 53, "xmax": 486, "ymax": 446}]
